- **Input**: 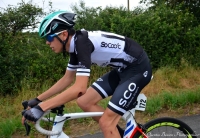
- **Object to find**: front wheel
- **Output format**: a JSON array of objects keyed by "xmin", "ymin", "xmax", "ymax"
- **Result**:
[{"xmin": 134, "ymin": 117, "xmax": 197, "ymax": 138}]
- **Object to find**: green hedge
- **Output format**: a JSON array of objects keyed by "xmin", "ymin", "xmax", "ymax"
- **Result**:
[
  {"xmin": 73, "ymin": 3, "xmax": 200, "ymax": 68},
  {"xmin": 1, "ymin": 3, "xmax": 200, "ymax": 95},
  {"xmin": 0, "ymin": 33, "xmax": 30, "ymax": 95}
]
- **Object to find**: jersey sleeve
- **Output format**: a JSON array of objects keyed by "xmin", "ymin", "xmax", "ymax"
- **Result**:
[
  {"xmin": 67, "ymin": 53, "xmax": 79, "ymax": 71},
  {"xmin": 70, "ymin": 31, "xmax": 94, "ymax": 76}
]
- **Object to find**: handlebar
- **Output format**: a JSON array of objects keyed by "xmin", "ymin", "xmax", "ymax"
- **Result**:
[
  {"xmin": 21, "ymin": 100, "xmax": 65, "ymax": 136},
  {"xmin": 35, "ymin": 110, "xmax": 61, "ymax": 136}
]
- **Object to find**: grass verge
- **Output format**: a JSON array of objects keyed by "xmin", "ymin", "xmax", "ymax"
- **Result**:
[
  {"xmin": 0, "ymin": 89, "xmax": 200, "ymax": 137},
  {"xmin": 146, "ymin": 88, "xmax": 200, "ymax": 115},
  {"xmin": 1, "ymin": 65, "xmax": 200, "ymax": 137}
]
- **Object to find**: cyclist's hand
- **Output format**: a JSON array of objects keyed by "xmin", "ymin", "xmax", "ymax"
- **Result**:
[
  {"xmin": 28, "ymin": 98, "xmax": 42, "ymax": 108},
  {"xmin": 22, "ymin": 105, "xmax": 44, "ymax": 124}
]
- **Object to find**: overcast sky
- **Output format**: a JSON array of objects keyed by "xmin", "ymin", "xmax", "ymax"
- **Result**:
[{"xmin": 0, "ymin": 0, "xmax": 143, "ymax": 11}]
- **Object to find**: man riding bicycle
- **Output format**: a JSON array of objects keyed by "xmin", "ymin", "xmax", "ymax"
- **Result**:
[{"xmin": 22, "ymin": 11, "xmax": 152, "ymax": 138}]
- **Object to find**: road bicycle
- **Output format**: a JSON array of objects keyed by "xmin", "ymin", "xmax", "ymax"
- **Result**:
[{"xmin": 22, "ymin": 93, "xmax": 197, "ymax": 138}]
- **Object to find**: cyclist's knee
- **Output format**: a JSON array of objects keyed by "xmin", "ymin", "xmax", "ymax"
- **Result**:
[
  {"xmin": 77, "ymin": 87, "xmax": 102, "ymax": 110},
  {"xmin": 99, "ymin": 110, "xmax": 120, "ymax": 131},
  {"xmin": 99, "ymin": 117, "xmax": 117, "ymax": 134},
  {"xmin": 76, "ymin": 97, "xmax": 88, "ymax": 110},
  {"xmin": 99, "ymin": 117, "xmax": 110, "ymax": 132},
  {"xmin": 76, "ymin": 95, "xmax": 93, "ymax": 111}
]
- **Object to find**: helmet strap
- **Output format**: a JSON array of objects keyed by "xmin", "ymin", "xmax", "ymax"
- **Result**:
[{"xmin": 55, "ymin": 30, "xmax": 70, "ymax": 58}]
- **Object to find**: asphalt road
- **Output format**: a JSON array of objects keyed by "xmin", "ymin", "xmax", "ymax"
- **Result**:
[{"xmin": 77, "ymin": 114, "xmax": 200, "ymax": 138}]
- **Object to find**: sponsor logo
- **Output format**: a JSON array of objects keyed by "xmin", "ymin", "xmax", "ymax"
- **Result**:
[
  {"xmin": 119, "ymin": 83, "xmax": 137, "ymax": 107},
  {"xmin": 52, "ymin": 23, "xmax": 58, "ymax": 30},
  {"xmin": 101, "ymin": 42, "xmax": 121, "ymax": 49},
  {"xmin": 78, "ymin": 62, "xmax": 86, "ymax": 68},
  {"xmin": 97, "ymin": 78, "xmax": 103, "ymax": 81},
  {"xmin": 143, "ymin": 71, "xmax": 148, "ymax": 77}
]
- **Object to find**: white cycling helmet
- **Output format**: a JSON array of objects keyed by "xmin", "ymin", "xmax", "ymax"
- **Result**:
[{"xmin": 38, "ymin": 11, "xmax": 76, "ymax": 38}]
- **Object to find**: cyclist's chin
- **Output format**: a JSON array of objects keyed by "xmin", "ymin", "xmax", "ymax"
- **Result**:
[{"xmin": 53, "ymin": 49, "xmax": 62, "ymax": 53}]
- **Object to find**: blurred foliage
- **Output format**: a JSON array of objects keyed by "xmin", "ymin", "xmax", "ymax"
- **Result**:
[
  {"xmin": 0, "ymin": 2, "xmax": 42, "ymax": 36},
  {"xmin": 0, "ymin": 0, "xmax": 200, "ymax": 95},
  {"xmin": 73, "ymin": 1, "xmax": 200, "ymax": 68},
  {"xmin": 0, "ymin": 2, "xmax": 41, "ymax": 95},
  {"xmin": 0, "ymin": 1, "xmax": 53, "ymax": 95},
  {"xmin": 140, "ymin": 0, "xmax": 200, "ymax": 22}
]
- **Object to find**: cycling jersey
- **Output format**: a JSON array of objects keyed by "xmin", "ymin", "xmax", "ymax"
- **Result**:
[
  {"xmin": 67, "ymin": 30, "xmax": 144, "ymax": 76},
  {"xmin": 67, "ymin": 30, "xmax": 152, "ymax": 115}
]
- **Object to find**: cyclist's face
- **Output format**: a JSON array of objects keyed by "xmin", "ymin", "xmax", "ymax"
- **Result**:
[{"xmin": 46, "ymin": 30, "xmax": 68, "ymax": 53}]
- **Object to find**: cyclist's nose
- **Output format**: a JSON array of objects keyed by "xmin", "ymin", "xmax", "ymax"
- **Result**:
[{"xmin": 46, "ymin": 41, "xmax": 50, "ymax": 45}]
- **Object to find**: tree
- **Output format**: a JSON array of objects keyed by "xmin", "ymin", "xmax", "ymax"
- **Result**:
[
  {"xmin": 0, "ymin": 1, "xmax": 47, "ymax": 95},
  {"xmin": 0, "ymin": 2, "xmax": 44, "ymax": 37},
  {"xmin": 139, "ymin": 0, "xmax": 200, "ymax": 21}
]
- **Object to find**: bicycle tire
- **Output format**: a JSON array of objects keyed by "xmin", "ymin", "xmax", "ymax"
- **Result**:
[{"xmin": 134, "ymin": 117, "xmax": 197, "ymax": 138}]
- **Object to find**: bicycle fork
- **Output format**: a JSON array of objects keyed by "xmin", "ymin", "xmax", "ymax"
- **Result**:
[
  {"xmin": 123, "ymin": 111, "xmax": 147, "ymax": 138},
  {"xmin": 50, "ymin": 116, "xmax": 69, "ymax": 138}
]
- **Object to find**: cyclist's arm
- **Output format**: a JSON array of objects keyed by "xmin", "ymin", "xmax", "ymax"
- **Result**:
[
  {"xmin": 39, "ymin": 75, "xmax": 89, "ymax": 111},
  {"xmin": 37, "ymin": 70, "xmax": 76, "ymax": 101}
]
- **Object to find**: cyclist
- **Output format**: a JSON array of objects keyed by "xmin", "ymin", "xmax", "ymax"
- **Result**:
[{"xmin": 22, "ymin": 11, "xmax": 152, "ymax": 138}]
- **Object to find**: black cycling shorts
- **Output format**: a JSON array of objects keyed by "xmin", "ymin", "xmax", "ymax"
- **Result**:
[{"xmin": 91, "ymin": 52, "xmax": 152, "ymax": 115}]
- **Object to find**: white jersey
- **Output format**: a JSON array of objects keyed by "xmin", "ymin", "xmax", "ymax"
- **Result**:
[{"xmin": 67, "ymin": 30, "xmax": 144, "ymax": 76}]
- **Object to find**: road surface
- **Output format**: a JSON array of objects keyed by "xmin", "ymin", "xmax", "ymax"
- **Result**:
[{"xmin": 76, "ymin": 114, "xmax": 200, "ymax": 138}]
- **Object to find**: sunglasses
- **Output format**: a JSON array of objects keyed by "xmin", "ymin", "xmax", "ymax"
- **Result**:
[{"xmin": 46, "ymin": 30, "xmax": 66, "ymax": 42}]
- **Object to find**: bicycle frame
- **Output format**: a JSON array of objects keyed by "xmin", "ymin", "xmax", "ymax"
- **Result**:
[{"xmin": 35, "ymin": 93, "xmax": 148, "ymax": 138}]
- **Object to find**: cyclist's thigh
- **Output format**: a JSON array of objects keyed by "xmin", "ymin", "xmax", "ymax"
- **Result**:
[
  {"xmin": 108, "ymin": 60, "xmax": 152, "ymax": 115},
  {"xmin": 77, "ymin": 86, "xmax": 104, "ymax": 105},
  {"xmin": 90, "ymin": 69, "xmax": 120, "ymax": 99},
  {"xmin": 78, "ymin": 70, "xmax": 120, "ymax": 105}
]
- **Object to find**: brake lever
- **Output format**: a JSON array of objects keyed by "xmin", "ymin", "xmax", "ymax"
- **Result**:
[
  {"xmin": 24, "ymin": 120, "xmax": 31, "ymax": 136},
  {"xmin": 22, "ymin": 101, "xmax": 28, "ymax": 110},
  {"xmin": 22, "ymin": 101, "xmax": 31, "ymax": 136}
]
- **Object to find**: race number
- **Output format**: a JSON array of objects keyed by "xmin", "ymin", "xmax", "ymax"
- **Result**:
[{"xmin": 135, "ymin": 93, "xmax": 147, "ymax": 111}]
